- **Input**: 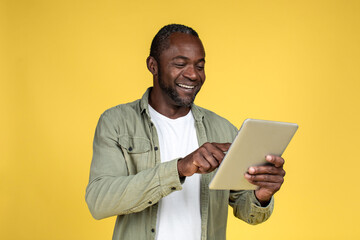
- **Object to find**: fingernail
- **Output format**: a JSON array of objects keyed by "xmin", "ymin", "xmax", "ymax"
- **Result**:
[
  {"xmin": 244, "ymin": 173, "xmax": 250, "ymax": 179},
  {"xmin": 266, "ymin": 155, "xmax": 272, "ymax": 161},
  {"xmin": 248, "ymin": 167, "xmax": 255, "ymax": 174}
]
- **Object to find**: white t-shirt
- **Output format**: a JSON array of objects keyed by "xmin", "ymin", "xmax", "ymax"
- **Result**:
[{"xmin": 148, "ymin": 105, "xmax": 201, "ymax": 240}]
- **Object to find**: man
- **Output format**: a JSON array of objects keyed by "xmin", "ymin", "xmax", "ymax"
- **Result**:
[{"xmin": 85, "ymin": 24, "xmax": 285, "ymax": 240}]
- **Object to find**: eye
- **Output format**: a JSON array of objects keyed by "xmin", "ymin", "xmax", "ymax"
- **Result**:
[
  {"xmin": 196, "ymin": 65, "xmax": 205, "ymax": 71},
  {"xmin": 174, "ymin": 63, "xmax": 186, "ymax": 68}
]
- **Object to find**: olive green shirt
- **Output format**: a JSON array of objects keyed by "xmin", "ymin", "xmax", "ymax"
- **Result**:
[{"xmin": 85, "ymin": 88, "xmax": 274, "ymax": 240}]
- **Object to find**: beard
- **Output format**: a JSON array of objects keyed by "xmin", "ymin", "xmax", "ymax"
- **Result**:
[{"xmin": 157, "ymin": 71, "xmax": 199, "ymax": 108}]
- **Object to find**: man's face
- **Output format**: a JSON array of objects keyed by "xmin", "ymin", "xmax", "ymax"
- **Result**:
[{"xmin": 156, "ymin": 32, "xmax": 206, "ymax": 107}]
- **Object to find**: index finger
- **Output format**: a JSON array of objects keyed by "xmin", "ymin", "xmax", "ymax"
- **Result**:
[
  {"xmin": 266, "ymin": 155, "xmax": 285, "ymax": 168},
  {"xmin": 211, "ymin": 142, "xmax": 231, "ymax": 152}
]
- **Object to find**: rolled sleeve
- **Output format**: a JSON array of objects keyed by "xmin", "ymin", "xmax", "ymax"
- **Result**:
[
  {"xmin": 229, "ymin": 190, "xmax": 274, "ymax": 225},
  {"xmin": 158, "ymin": 158, "xmax": 183, "ymax": 195}
]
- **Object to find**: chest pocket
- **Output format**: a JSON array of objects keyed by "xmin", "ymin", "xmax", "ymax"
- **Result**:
[{"xmin": 118, "ymin": 136, "xmax": 152, "ymax": 175}]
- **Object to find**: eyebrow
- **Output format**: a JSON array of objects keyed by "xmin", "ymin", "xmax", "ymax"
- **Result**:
[{"xmin": 172, "ymin": 55, "xmax": 206, "ymax": 63}]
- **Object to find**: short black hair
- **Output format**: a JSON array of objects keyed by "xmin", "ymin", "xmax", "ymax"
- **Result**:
[{"xmin": 150, "ymin": 24, "xmax": 199, "ymax": 61}]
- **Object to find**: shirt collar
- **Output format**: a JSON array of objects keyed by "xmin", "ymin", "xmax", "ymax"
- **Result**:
[
  {"xmin": 139, "ymin": 87, "xmax": 204, "ymax": 122},
  {"xmin": 140, "ymin": 87, "xmax": 152, "ymax": 117}
]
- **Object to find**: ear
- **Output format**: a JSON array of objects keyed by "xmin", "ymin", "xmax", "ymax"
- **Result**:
[{"xmin": 146, "ymin": 56, "xmax": 158, "ymax": 76}]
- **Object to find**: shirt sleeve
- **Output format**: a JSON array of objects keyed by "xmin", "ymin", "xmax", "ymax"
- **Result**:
[
  {"xmin": 229, "ymin": 190, "xmax": 274, "ymax": 225},
  {"xmin": 85, "ymin": 113, "xmax": 183, "ymax": 220}
]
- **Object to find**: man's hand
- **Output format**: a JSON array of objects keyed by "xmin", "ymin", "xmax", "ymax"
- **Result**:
[
  {"xmin": 177, "ymin": 142, "xmax": 231, "ymax": 177},
  {"xmin": 244, "ymin": 155, "xmax": 286, "ymax": 205}
]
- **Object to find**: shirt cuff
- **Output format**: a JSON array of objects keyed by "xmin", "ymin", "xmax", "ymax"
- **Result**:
[
  {"xmin": 249, "ymin": 190, "xmax": 274, "ymax": 213},
  {"xmin": 158, "ymin": 158, "xmax": 183, "ymax": 197}
]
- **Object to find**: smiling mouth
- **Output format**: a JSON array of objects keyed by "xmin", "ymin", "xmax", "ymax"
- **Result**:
[{"xmin": 177, "ymin": 83, "xmax": 195, "ymax": 89}]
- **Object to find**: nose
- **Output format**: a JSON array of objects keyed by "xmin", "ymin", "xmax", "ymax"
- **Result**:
[{"xmin": 182, "ymin": 65, "xmax": 197, "ymax": 81}]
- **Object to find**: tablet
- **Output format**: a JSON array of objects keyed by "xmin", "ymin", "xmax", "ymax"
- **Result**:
[{"xmin": 208, "ymin": 119, "xmax": 298, "ymax": 190}]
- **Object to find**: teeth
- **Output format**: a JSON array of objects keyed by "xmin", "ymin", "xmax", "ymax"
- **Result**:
[{"xmin": 178, "ymin": 84, "xmax": 195, "ymax": 89}]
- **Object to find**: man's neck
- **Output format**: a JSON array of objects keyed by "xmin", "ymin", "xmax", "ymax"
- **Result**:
[{"xmin": 148, "ymin": 89, "xmax": 191, "ymax": 119}]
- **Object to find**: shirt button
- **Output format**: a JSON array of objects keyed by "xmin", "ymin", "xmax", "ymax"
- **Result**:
[
  {"xmin": 128, "ymin": 147, "xmax": 133, "ymax": 151},
  {"xmin": 151, "ymin": 228, "xmax": 155, "ymax": 233},
  {"xmin": 154, "ymin": 146, "xmax": 158, "ymax": 151},
  {"xmin": 171, "ymin": 187, "xmax": 176, "ymax": 190}
]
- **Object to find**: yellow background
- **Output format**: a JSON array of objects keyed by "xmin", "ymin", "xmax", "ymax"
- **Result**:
[{"xmin": 1, "ymin": 0, "xmax": 360, "ymax": 239}]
